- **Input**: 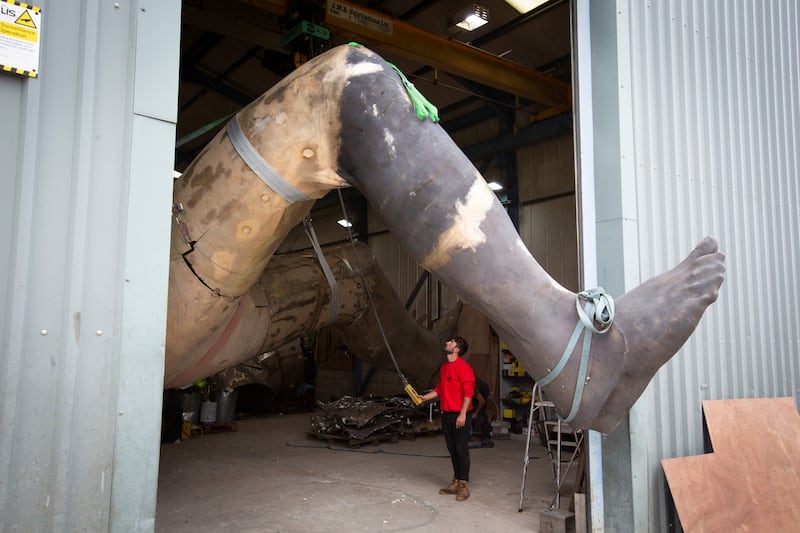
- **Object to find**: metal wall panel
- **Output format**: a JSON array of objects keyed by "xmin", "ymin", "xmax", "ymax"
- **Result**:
[
  {"xmin": 0, "ymin": 1, "xmax": 179, "ymax": 531},
  {"xmin": 0, "ymin": 73, "xmax": 22, "ymax": 330},
  {"xmin": 600, "ymin": 1, "xmax": 800, "ymax": 530},
  {"xmin": 448, "ymin": 117, "xmax": 500, "ymax": 147},
  {"xmin": 516, "ymin": 133, "xmax": 579, "ymax": 291},
  {"xmin": 369, "ymin": 231, "xmax": 461, "ymax": 326},
  {"xmin": 518, "ymin": 196, "xmax": 579, "ymax": 291},
  {"xmin": 517, "ymin": 133, "xmax": 576, "ymax": 203}
]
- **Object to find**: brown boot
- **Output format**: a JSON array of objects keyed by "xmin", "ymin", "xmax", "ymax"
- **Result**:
[
  {"xmin": 439, "ymin": 479, "xmax": 458, "ymax": 495},
  {"xmin": 456, "ymin": 480, "xmax": 470, "ymax": 501}
]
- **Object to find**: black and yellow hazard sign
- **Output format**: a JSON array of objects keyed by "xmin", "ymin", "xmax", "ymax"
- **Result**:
[
  {"xmin": 0, "ymin": 0, "xmax": 42, "ymax": 78},
  {"xmin": 14, "ymin": 8, "xmax": 36, "ymax": 28}
]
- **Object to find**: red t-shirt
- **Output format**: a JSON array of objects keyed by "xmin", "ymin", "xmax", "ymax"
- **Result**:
[{"xmin": 435, "ymin": 357, "xmax": 476, "ymax": 413}]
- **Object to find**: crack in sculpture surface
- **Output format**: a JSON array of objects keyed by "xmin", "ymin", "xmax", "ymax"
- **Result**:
[{"xmin": 165, "ymin": 44, "xmax": 726, "ymax": 434}]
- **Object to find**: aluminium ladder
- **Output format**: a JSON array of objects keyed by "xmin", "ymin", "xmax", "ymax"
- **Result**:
[{"xmin": 518, "ymin": 383, "xmax": 584, "ymax": 512}]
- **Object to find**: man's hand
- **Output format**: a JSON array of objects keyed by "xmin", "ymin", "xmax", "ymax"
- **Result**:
[{"xmin": 456, "ymin": 413, "xmax": 467, "ymax": 428}]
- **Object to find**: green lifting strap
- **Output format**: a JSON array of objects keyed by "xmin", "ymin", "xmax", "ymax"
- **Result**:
[
  {"xmin": 387, "ymin": 62, "xmax": 440, "ymax": 122},
  {"xmin": 537, "ymin": 288, "xmax": 615, "ymax": 424},
  {"xmin": 348, "ymin": 42, "xmax": 439, "ymax": 122}
]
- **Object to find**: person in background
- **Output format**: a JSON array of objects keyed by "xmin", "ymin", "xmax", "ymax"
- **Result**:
[
  {"xmin": 419, "ymin": 336, "xmax": 475, "ymax": 501},
  {"xmin": 297, "ymin": 335, "xmax": 316, "ymax": 410},
  {"xmin": 472, "ymin": 377, "xmax": 494, "ymax": 448}
]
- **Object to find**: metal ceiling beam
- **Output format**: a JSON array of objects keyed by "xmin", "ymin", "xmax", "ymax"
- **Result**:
[
  {"xmin": 462, "ymin": 112, "xmax": 573, "ymax": 161},
  {"xmin": 182, "ymin": 65, "xmax": 255, "ymax": 105},
  {"xmin": 235, "ymin": 0, "xmax": 290, "ymax": 17},
  {"xmin": 183, "ymin": 3, "xmax": 285, "ymax": 52},
  {"xmin": 236, "ymin": 0, "xmax": 572, "ymax": 110},
  {"xmin": 325, "ymin": 0, "xmax": 571, "ymax": 110}
]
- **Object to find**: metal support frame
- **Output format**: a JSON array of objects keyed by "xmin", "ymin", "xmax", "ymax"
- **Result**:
[{"xmin": 547, "ymin": 417, "xmax": 584, "ymax": 510}]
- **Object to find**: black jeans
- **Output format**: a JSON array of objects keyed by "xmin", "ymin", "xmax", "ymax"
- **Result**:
[{"xmin": 441, "ymin": 412, "xmax": 471, "ymax": 481}]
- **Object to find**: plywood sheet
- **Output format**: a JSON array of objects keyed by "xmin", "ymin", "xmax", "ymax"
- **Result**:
[{"xmin": 661, "ymin": 397, "xmax": 800, "ymax": 532}]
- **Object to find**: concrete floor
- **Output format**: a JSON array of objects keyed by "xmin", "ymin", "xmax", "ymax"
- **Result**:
[{"xmin": 155, "ymin": 411, "xmax": 580, "ymax": 532}]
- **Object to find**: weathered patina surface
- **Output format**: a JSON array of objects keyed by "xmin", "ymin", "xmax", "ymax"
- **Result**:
[
  {"xmin": 166, "ymin": 240, "xmax": 451, "ymax": 389},
  {"xmin": 166, "ymin": 44, "xmax": 725, "ymax": 433}
]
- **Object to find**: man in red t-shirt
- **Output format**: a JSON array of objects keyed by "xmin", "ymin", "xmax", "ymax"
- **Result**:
[{"xmin": 420, "ymin": 336, "xmax": 475, "ymax": 501}]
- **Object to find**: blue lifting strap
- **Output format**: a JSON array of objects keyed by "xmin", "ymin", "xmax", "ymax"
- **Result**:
[{"xmin": 537, "ymin": 288, "xmax": 615, "ymax": 423}]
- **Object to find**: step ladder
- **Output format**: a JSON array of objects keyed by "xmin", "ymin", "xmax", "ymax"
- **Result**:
[{"xmin": 518, "ymin": 383, "xmax": 584, "ymax": 512}]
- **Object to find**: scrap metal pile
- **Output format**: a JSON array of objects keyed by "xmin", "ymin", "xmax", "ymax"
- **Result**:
[{"xmin": 309, "ymin": 395, "xmax": 441, "ymax": 445}]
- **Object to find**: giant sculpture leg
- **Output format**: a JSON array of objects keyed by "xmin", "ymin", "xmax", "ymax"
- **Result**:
[
  {"xmin": 212, "ymin": 245, "xmax": 464, "ymax": 393},
  {"xmin": 165, "ymin": 239, "xmax": 450, "ymax": 388},
  {"xmin": 166, "ymin": 44, "xmax": 725, "ymax": 434}
]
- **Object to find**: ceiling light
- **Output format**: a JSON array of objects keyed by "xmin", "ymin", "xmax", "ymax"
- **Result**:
[
  {"xmin": 337, "ymin": 218, "xmax": 353, "ymax": 228},
  {"xmin": 454, "ymin": 4, "xmax": 489, "ymax": 31},
  {"xmin": 488, "ymin": 181, "xmax": 504, "ymax": 191},
  {"xmin": 503, "ymin": 0, "xmax": 549, "ymax": 14}
]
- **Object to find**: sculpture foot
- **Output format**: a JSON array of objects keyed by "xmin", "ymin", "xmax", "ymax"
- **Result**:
[{"xmin": 540, "ymin": 237, "xmax": 725, "ymax": 433}]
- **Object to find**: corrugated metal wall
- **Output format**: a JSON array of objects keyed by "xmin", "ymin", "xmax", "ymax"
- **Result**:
[
  {"xmin": 517, "ymin": 133, "xmax": 579, "ymax": 291},
  {"xmin": 0, "ymin": 1, "xmax": 180, "ymax": 531},
  {"xmin": 606, "ymin": 1, "xmax": 800, "ymax": 530}
]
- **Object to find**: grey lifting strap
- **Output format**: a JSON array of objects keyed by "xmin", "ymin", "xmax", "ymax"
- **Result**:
[
  {"xmin": 303, "ymin": 217, "xmax": 339, "ymax": 326},
  {"xmin": 537, "ymin": 288, "xmax": 615, "ymax": 424},
  {"xmin": 226, "ymin": 115, "xmax": 311, "ymax": 204},
  {"xmin": 226, "ymin": 113, "xmax": 334, "ymax": 321}
]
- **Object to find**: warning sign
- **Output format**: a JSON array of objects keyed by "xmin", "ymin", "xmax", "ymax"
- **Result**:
[
  {"xmin": 0, "ymin": 0, "xmax": 42, "ymax": 77},
  {"xmin": 15, "ymin": 9, "xmax": 36, "ymax": 28}
]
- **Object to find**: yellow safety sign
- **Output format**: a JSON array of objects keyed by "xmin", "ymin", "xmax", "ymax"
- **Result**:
[
  {"xmin": 14, "ymin": 8, "xmax": 35, "ymax": 28},
  {"xmin": 0, "ymin": 0, "xmax": 42, "ymax": 77}
]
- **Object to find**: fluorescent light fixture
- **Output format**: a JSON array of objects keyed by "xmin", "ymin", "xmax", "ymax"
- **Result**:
[
  {"xmin": 337, "ymin": 218, "xmax": 353, "ymax": 228},
  {"xmin": 503, "ymin": 0, "xmax": 548, "ymax": 14},
  {"xmin": 488, "ymin": 181, "xmax": 504, "ymax": 191},
  {"xmin": 455, "ymin": 4, "xmax": 489, "ymax": 31}
]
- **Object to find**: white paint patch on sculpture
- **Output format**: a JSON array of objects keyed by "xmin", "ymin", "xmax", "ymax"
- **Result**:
[
  {"xmin": 383, "ymin": 129, "xmax": 397, "ymax": 160},
  {"xmin": 338, "ymin": 60, "xmax": 383, "ymax": 82},
  {"xmin": 423, "ymin": 176, "xmax": 494, "ymax": 269}
]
